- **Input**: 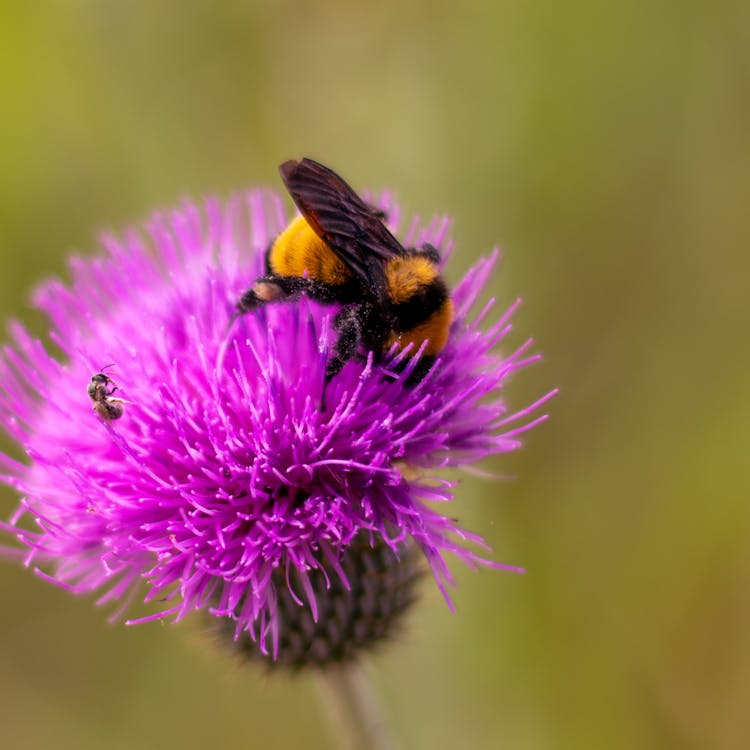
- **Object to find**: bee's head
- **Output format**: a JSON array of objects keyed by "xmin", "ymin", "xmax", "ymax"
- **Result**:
[
  {"xmin": 90, "ymin": 372, "xmax": 111, "ymax": 386},
  {"xmin": 88, "ymin": 370, "xmax": 117, "ymax": 401}
]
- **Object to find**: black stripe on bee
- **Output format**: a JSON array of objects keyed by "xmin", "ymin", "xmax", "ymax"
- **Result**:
[{"xmin": 390, "ymin": 276, "xmax": 449, "ymax": 334}]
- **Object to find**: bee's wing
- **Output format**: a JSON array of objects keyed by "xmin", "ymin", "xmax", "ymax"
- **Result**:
[{"xmin": 279, "ymin": 158, "xmax": 403, "ymax": 305}]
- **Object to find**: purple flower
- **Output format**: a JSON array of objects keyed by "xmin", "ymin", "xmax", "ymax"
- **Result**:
[{"xmin": 0, "ymin": 187, "xmax": 554, "ymax": 655}]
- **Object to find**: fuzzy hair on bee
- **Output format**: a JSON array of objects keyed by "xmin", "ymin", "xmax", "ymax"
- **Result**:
[{"xmin": 235, "ymin": 158, "xmax": 454, "ymax": 384}]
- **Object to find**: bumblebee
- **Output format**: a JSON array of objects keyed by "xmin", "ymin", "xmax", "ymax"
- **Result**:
[
  {"xmin": 88, "ymin": 367, "xmax": 125, "ymax": 421},
  {"xmin": 236, "ymin": 158, "xmax": 453, "ymax": 382}
]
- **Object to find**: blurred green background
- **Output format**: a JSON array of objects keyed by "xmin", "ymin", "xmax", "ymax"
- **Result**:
[{"xmin": 1, "ymin": 1, "xmax": 748, "ymax": 748}]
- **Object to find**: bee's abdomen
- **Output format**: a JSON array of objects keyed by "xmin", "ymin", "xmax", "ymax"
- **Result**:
[{"xmin": 386, "ymin": 255, "xmax": 453, "ymax": 357}]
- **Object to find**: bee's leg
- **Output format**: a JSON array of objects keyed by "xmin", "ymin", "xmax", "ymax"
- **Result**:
[
  {"xmin": 325, "ymin": 305, "xmax": 363, "ymax": 383},
  {"xmin": 368, "ymin": 205, "xmax": 388, "ymax": 221},
  {"xmin": 235, "ymin": 276, "xmax": 337, "ymax": 316}
]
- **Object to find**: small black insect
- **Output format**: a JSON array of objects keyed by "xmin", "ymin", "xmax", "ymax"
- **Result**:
[{"xmin": 88, "ymin": 366, "xmax": 125, "ymax": 421}]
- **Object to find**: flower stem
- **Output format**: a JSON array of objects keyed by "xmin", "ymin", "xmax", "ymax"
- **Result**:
[{"xmin": 317, "ymin": 662, "xmax": 396, "ymax": 750}]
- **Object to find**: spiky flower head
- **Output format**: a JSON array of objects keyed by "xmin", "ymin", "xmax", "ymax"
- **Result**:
[{"xmin": 0, "ymin": 181, "xmax": 553, "ymax": 661}]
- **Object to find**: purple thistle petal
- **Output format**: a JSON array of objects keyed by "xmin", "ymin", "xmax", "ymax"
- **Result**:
[{"xmin": 0, "ymin": 188, "xmax": 553, "ymax": 653}]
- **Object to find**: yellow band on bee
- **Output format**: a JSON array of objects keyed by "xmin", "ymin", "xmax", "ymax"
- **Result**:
[
  {"xmin": 269, "ymin": 216, "xmax": 351, "ymax": 285},
  {"xmin": 385, "ymin": 255, "xmax": 439, "ymax": 304}
]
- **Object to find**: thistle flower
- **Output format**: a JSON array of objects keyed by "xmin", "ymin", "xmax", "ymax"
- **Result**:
[{"xmin": 0, "ymin": 183, "xmax": 553, "ymax": 662}]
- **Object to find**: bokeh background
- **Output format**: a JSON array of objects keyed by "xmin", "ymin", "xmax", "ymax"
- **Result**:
[{"xmin": 1, "ymin": 1, "xmax": 748, "ymax": 748}]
